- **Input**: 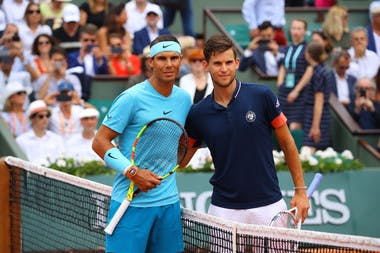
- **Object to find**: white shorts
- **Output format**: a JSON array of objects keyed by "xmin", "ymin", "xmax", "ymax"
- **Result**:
[{"xmin": 208, "ymin": 198, "xmax": 287, "ymax": 226}]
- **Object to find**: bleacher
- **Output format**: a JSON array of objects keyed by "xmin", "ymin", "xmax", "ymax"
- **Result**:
[{"xmin": 1, "ymin": 0, "xmax": 379, "ymax": 166}]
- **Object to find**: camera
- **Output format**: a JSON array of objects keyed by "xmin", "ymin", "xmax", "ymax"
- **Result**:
[
  {"xmin": 258, "ymin": 39, "xmax": 270, "ymax": 51},
  {"xmin": 359, "ymin": 88, "xmax": 366, "ymax": 98},
  {"xmin": 54, "ymin": 61, "xmax": 63, "ymax": 70},
  {"xmin": 111, "ymin": 46, "xmax": 123, "ymax": 55}
]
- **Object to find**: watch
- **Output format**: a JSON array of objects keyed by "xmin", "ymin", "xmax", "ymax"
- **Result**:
[{"xmin": 126, "ymin": 166, "xmax": 138, "ymax": 178}]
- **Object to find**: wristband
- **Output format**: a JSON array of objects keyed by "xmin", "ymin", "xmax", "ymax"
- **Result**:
[{"xmin": 104, "ymin": 147, "xmax": 131, "ymax": 173}]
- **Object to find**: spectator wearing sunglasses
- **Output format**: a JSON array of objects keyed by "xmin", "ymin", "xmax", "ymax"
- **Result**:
[
  {"xmin": 1, "ymin": 81, "xmax": 31, "ymax": 138},
  {"xmin": 18, "ymin": 3, "xmax": 52, "ymax": 54},
  {"xmin": 16, "ymin": 100, "xmax": 65, "ymax": 166},
  {"xmin": 329, "ymin": 50, "xmax": 357, "ymax": 108}
]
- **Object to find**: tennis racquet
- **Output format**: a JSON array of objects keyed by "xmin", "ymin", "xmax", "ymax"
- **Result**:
[
  {"xmin": 269, "ymin": 172, "xmax": 323, "ymax": 229},
  {"xmin": 104, "ymin": 117, "xmax": 188, "ymax": 235}
]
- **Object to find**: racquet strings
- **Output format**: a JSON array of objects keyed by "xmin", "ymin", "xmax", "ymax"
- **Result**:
[
  {"xmin": 134, "ymin": 119, "xmax": 187, "ymax": 177},
  {"xmin": 270, "ymin": 210, "xmax": 297, "ymax": 228}
]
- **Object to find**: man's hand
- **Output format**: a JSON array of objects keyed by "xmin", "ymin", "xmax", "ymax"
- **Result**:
[{"xmin": 127, "ymin": 167, "xmax": 161, "ymax": 192}]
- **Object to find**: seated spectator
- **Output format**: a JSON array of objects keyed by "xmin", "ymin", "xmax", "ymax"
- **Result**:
[
  {"xmin": 48, "ymin": 80, "xmax": 84, "ymax": 140},
  {"xmin": 67, "ymin": 24, "xmax": 108, "ymax": 76},
  {"xmin": 242, "ymin": 0, "xmax": 287, "ymax": 46},
  {"xmin": 97, "ymin": 3, "xmax": 130, "ymax": 56},
  {"xmin": 40, "ymin": 0, "xmax": 68, "ymax": 30},
  {"xmin": 28, "ymin": 34, "xmax": 56, "ymax": 81},
  {"xmin": 53, "ymin": 4, "xmax": 82, "ymax": 54},
  {"xmin": 18, "ymin": 3, "xmax": 52, "ymax": 54},
  {"xmin": 34, "ymin": 47, "xmax": 82, "ymax": 103},
  {"xmin": 108, "ymin": 33, "xmax": 141, "ymax": 76},
  {"xmin": 322, "ymin": 5, "xmax": 351, "ymax": 51},
  {"xmin": 65, "ymin": 107, "xmax": 102, "ymax": 162},
  {"xmin": 79, "ymin": 0, "xmax": 111, "ymax": 29},
  {"xmin": 124, "ymin": 0, "xmax": 163, "ymax": 39},
  {"xmin": 0, "ymin": 24, "xmax": 19, "ymax": 51},
  {"xmin": 347, "ymin": 27, "xmax": 380, "ymax": 80},
  {"xmin": 132, "ymin": 5, "xmax": 171, "ymax": 55},
  {"xmin": 349, "ymin": 78, "xmax": 380, "ymax": 129},
  {"xmin": 2, "ymin": 0, "xmax": 29, "ymax": 26},
  {"xmin": 179, "ymin": 48, "xmax": 213, "ymax": 104},
  {"xmin": 367, "ymin": 1, "xmax": 380, "ymax": 58},
  {"xmin": 0, "ymin": 52, "xmax": 32, "ymax": 110},
  {"xmin": 177, "ymin": 35, "xmax": 196, "ymax": 78},
  {"xmin": 16, "ymin": 100, "xmax": 65, "ymax": 166},
  {"xmin": 239, "ymin": 21, "xmax": 284, "ymax": 76},
  {"xmin": 329, "ymin": 50, "xmax": 357, "ymax": 107},
  {"xmin": 1, "ymin": 81, "xmax": 30, "ymax": 138}
]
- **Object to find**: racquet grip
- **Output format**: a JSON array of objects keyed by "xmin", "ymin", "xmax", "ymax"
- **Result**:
[
  {"xmin": 307, "ymin": 173, "xmax": 323, "ymax": 197},
  {"xmin": 104, "ymin": 199, "xmax": 131, "ymax": 235}
]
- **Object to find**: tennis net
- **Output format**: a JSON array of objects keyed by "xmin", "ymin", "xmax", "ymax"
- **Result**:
[{"xmin": 2, "ymin": 156, "xmax": 380, "ymax": 253}]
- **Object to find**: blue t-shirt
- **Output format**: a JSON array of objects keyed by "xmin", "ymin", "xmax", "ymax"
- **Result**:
[
  {"xmin": 103, "ymin": 80, "xmax": 192, "ymax": 206},
  {"xmin": 185, "ymin": 81, "xmax": 284, "ymax": 209}
]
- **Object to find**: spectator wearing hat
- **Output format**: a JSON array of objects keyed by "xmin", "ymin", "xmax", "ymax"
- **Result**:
[
  {"xmin": 132, "ymin": 6, "xmax": 171, "ymax": 55},
  {"xmin": 0, "ymin": 50, "xmax": 32, "ymax": 110},
  {"xmin": 1, "ymin": 82, "xmax": 31, "ymax": 138},
  {"xmin": 179, "ymin": 48, "xmax": 213, "ymax": 104},
  {"xmin": 34, "ymin": 47, "xmax": 82, "ymax": 102},
  {"xmin": 65, "ymin": 107, "xmax": 102, "ymax": 162},
  {"xmin": 367, "ymin": 1, "xmax": 380, "ymax": 58},
  {"xmin": 52, "ymin": 4, "xmax": 82, "ymax": 54},
  {"xmin": 48, "ymin": 80, "xmax": 84, "ymax": 140},
  {"xmin": 16, "ymin": 100, "xmax": 65, "ymax": 166},
  {"xmin": 124, "ymin": 0, "xmax": 163, "ymax": 39}
]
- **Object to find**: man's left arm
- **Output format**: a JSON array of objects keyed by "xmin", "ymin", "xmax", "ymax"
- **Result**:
[{"xmin": 274, "ymin": 124, "xmax": 309, "ymax": 223}]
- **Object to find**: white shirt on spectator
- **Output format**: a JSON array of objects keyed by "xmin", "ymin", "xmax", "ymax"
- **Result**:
[
  {"xmin": 18, "ymin": 22, "xmax": 52, "ymax": 53},
  {"xmin": 334, "ymin": 72, "xmax": 350, "ymax": 103},
  {"xmin": 65, "ymin": 132, "xmax": 102, "ymax": 162},
  {"xmin": 16, "ymin": 129, "xmax": 66, "ymax": 166},
  {"xmin": 124, "ymin": 0, "xmax": 163, "ymax": 39},
  {"xmin": 33, "ymin": 74, "xmax": 82, "ymax": 99},
  {"xmin": 242, "ymin": 0, "xmax": 286, "ymax": 30},
  {"xmin": 2, "ymin": 0, "xmax": 29, "ymax": 26},
  {"xmin": 48, "ymin": 104, "xmax": 84, "ymax": 140},
  {"xmin": 347, "ymin": 48, "xmax": 380, "ymax": 80},
  {"xmin": 0, "ymin": 71, "xmax": 32, "ymax": 110}
]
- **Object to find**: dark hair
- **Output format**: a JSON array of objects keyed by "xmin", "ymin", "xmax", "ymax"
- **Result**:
[
  {"xmin": 332, "ymin": 49, "xmax": 350, "ymax": 64},
  {"xmin": 104, "ymin": 3, "xmax": 126, "ymax": 37},
  {"xmin": 258, "ymin": 21, "xmax": 274, "ymax": 31},
  {"xmin": 80, "ymin": 23, "xmax": 98, "ymax": 37},
  {"xmin": 32, "ymin": 34, "xmax": 55, "ymax": 56},
  {"xmin": 311, "ymin": 30, "xmax": 333, "ymax": 54},
  {"xmin": 49, "ymin": 46, "xmax": 67, "ymax": 59},
  {"xmin": 203, "ymin": 34, "xmax": 237, "ymax": 62},
  {"xmin": 150, "ymin": 34, "xmax": 180, "ymax": 48},
  {"xmin": 306, "ymin": 41, "xmax": 327, "ymax": 63}
]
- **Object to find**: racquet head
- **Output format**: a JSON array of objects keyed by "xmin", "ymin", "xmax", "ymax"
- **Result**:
[
  {"xmin": 269, "ymin": 208, "xmax": 298, "ymax": 229},
  {"xmin": 131, "ymin": 117, "xmax": 188, "ymax": 177}
]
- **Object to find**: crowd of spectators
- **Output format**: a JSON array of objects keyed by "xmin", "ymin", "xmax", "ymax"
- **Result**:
[
  {"xmin": 1, "ymin": 0, "xmax": 379, "ymax": 166},
  {"xmin": 240, "ymin": 0, "xmax": 380, "ymax": 153}
]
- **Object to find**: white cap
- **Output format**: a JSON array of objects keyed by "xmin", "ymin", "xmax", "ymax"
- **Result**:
[
  {"xmin": 27, "ymin": 100, "xmax": 49, "ymax": 118},
  {"xmin": 63, "ymin": 4, "xmax": 80, "ymax": 23},
  {"xmin": 79, "ymin": 108, "xmax": 100, "ymax": 119},
  {"xmin": 3, "ymin": 81, "xmax": 29, "ymax": 102},
  {"xmin": 145, "ymin": 4, "xmax": 161, "ymax": 16},
  {"xmin": 370, "ymin": 1, "xmax": 380, "ymax": 16}
]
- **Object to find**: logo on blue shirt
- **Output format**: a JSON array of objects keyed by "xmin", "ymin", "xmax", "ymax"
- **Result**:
[{"xmin": 246, "ymin": 111, "xmax": 256, "ymax": 123}]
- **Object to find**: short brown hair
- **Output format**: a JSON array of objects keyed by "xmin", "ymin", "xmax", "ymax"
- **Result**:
[
  {"xmin": 203, "ymin": 34, "xmax": 237, "ymax": 62},
  {"xmin": 306, "ymin": 41, "xmax": 327, "ymax": 63}
]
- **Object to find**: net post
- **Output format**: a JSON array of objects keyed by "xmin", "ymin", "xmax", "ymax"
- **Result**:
[{"xmin": 0, "ymin": 157, "xmax": 11, "ymax": 253}]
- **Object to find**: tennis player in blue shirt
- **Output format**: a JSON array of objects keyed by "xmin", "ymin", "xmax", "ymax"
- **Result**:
[
  {"xmin": 92, "ymin": 35, "xmax": 191, "ymax": 253},
  {"xmin": 184, "ymin": 34, "xmax": 310, "ymax": 227}
]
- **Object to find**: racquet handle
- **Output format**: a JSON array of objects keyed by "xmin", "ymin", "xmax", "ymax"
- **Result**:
[
  {"xmin": 307, "ymin": 173, "xmax": 323, "ymax": 197},
  {"xmin": 104, "ymin": 199, "xmax": 131, "ymax": 235}
]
